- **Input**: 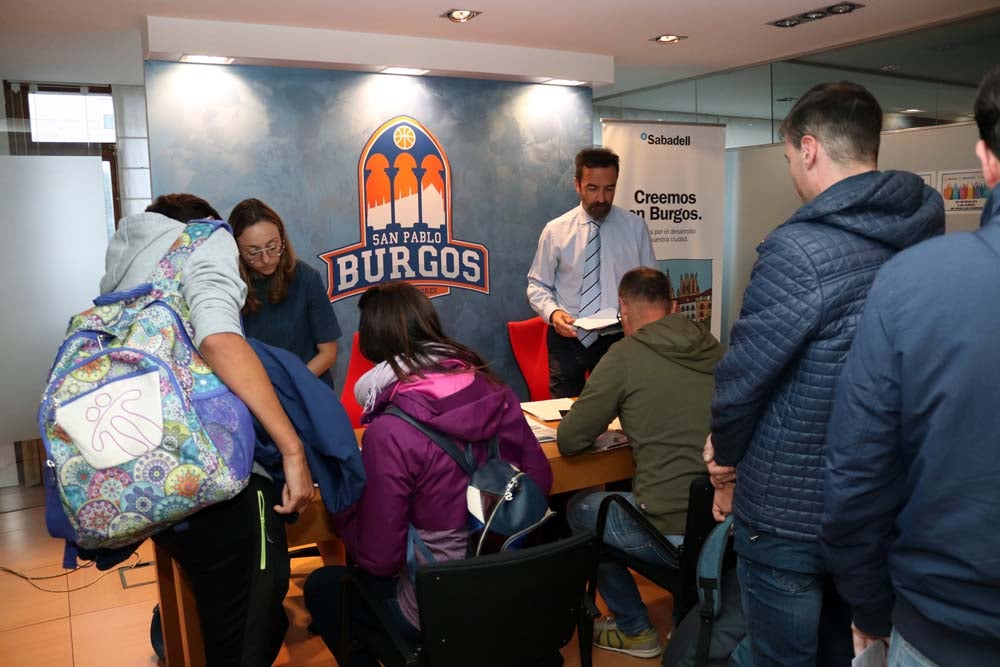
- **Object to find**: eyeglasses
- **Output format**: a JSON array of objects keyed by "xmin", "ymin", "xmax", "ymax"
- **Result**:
[{"xmin": 241, "ymin": 243, "xmax": 284, "ymax": 262}]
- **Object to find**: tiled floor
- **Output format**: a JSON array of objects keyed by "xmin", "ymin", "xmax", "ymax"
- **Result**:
[{"xmin": 0, "ymin": 487, "xmax": 675, "ymax": 666}]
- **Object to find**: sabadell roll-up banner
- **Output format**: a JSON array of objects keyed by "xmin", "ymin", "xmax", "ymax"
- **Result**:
[{"xmin": 602, "ymin": 120, "xmax": 725, "ymax": 339}]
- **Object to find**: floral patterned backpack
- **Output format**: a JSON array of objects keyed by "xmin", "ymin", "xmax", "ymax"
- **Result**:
[{"xmin": 38, "ymin": 220, "xmax": 254, "ymax": 559}]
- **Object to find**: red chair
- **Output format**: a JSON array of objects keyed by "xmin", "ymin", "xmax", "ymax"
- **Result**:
[
  {"xmin": 507, "ymin": 317, "xmax": 551, "ymax": 401},
  {"xmin": 340, "ymin": 332, "xmax": 377, "ymax": 428}
]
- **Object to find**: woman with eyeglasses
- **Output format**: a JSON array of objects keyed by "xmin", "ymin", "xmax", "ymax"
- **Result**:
[{"xmin": 229, "ymin": 198, "xmax": 342, "ymax": 389}]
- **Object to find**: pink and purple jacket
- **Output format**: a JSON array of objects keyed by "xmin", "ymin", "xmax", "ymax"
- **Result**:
[{"xmin": 331, "ymin": 363, "xmax": 553, "ymax": 627}]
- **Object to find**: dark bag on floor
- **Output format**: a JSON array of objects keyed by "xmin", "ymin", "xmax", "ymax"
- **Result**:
[
  {"xmin": 662, "ymin": 515, "xmax": 747, "ymax": 667},
  {"xmin": 384, "ymin": 405, "xmax": 554, "ymax": 558}
]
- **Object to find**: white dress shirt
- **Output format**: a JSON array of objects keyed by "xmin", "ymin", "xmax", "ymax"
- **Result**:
[{"xmin": 527, "ymin": 204, "xmax": 656, "ymax": 323}]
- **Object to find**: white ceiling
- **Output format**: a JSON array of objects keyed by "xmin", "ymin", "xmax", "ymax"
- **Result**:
[{"xmin": 2, "ymin": 0, "xmax": 999, "ymax": 94}]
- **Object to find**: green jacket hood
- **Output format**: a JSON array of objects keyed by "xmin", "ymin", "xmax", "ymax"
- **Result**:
[{"xmin": 630, "ymin": 314, "xmax": 722, "ymax": 374}]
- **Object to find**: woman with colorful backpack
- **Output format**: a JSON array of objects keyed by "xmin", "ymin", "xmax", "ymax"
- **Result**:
[
  {"xmin": 303, "ymin": 281, "xmax": 553, "ymax": 665},
  {"xmin": 100, "ymin": 193, "xmax": 315, "ymax": 666}
]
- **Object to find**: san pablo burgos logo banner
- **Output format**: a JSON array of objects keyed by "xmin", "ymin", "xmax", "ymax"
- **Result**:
[{"xmin": 320, "ymin": 116, "xmax": 490, "ymax": 301}]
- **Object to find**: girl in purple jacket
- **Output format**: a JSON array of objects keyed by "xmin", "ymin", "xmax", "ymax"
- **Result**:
[{"xmin": 304, "ymin": 282, "xmax": 552, "ymax": 664}]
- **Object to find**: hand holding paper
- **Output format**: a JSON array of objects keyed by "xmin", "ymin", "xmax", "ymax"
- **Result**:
[{"xmin": 572, "ymin": 307, "xmax": 619, "ymax": 331}]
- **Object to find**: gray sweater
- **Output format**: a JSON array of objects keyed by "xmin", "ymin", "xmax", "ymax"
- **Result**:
[{"xmin": 100, "ymin": 212, "xmax": 247, "ymax": 347}]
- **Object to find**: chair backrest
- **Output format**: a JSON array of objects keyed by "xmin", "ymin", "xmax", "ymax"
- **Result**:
[
  {"xmin": 507, "ymin": 317, "xmax": 551, "ymax": 401},
  {"xmin": 415, "ymin": 532, "xmax": 597, "ymax": 667},
  {"xmin": 675, "ymin": 474, "xmax": 717, "ymax": 617},
  {"xmin": 340, "ymin": 332, "xmax": 376, "ymax": 428}
]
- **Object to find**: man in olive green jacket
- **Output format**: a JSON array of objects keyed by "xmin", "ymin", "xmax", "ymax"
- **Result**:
[{"xmin": 559, "ymin": 267, "xmax": 722, "ymax": 659}]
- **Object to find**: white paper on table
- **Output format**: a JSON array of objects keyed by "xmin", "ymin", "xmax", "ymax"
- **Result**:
[
  {"xmin": 528, "ymin": 420, "xmax": 557, "ymax": 443},
  {"xmin": 520, "ymin": 398, "xmax": 575, "ymax": 421},
  {"xmin": 851, "ymin": 640, "xmax": 887, "ymax": 667},
  {"xmin": 573, "ymin": 307, "xmax": 619, "ymax": 331}
]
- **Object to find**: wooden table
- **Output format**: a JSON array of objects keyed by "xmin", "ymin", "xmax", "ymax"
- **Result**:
[{"xmin": 155, "ymin": 421, "xmax": 634, "ymax": 666}]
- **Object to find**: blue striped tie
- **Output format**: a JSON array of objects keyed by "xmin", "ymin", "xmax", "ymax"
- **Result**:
[{"xmin": 578, "ymin": 221, "xmax": 601, "ymax": 347}]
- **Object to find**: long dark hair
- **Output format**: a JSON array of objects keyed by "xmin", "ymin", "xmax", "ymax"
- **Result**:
[
  {"xmin": 358, "ymin": 282, "xmax": 500, "ymax": 383},
  {"xmin": 228, "ymin": 198, "xmax": 299, "ymax": 313}
]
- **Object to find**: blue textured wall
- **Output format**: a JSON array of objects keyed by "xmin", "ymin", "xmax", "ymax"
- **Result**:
[{"xmin": 145, "ymin": 61, "xmax": 592, "ymax": 395}]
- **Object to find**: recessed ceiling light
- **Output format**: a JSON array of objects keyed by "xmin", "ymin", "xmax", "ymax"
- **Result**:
[
  {"xmin": 901, "ymin": 108, "xmax": 925, "ymax": 114},
  {"xmin": 381, "ymin": 67, "xmax": 430, "ymax": 76},
  {"xmin": 179, "ymin": 55, "xmax": 235, "ymax": 65},
  {"xmin": 650, "ymin": 34, "xmax": 687, "ymax": 44},
  {"xmin": 441, "ymin": 8, "xmax": 481, "ymax": 23},
  {"xmin": 543, "ymin": 79, "xmax": 587, "ymax": 86},
  {"xmin": 770, "ymin": 2, "xmax": 862, "ymax": 27},
  {"xmin": 827, "ymin": 2, "xmax": 860, "ymax": 14}
]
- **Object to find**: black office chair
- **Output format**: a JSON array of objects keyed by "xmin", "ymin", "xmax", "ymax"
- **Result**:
[
  {"xmin": 336, "ymin": 532, "xmax": 601, "ymax": 667},
  {"xmin": 594, "ymin": 474, "xmax": 717, "ymax": 622}
]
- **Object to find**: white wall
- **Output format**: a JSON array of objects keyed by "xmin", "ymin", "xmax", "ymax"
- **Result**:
[
  {"xmin": 0, "ymin": 156, "xmax": 108, "ymax": 451},
  {"xmin": 721, "ymin": 122, "xmax": 983, "ymax": 343},
  {"xmin": 0, "ymin": 26, "xmax": 144, "ymax": 85}
]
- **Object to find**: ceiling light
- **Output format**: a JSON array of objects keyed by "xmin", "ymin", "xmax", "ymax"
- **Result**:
[
  {"xmin": 827, "ymin": 2, "xmax": 861, "ymax": 14},
  {"xmin": 441, "ymin": 9, "xmax": 481, "ymax": 23},
  {"xmin": 769, "ymin": 2, "xmax": 862, "ymax": 27},
  {"xmin": 650, "ymin": 34, "xmax": 687, "ymax": 44},
  {"xmin": 381, "ymin": 67, "xmax": 430, "ymax": 76},
  {"xmin": 880, "ymin": 64, "xmax": 899, "ymax": 72},
  {"xmin": 543, "ymin": 79, "xmax": 587, "ymax": 86},
  {"xmin": 901, "ymin": 108, "xmax": 925, "ymax": 114},
  {"xmin": 179, "ymin": 55, "xmax": 234, "ymax": 65}
]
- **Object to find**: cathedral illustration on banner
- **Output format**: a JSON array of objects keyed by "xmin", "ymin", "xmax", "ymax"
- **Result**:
[{"xmin": 659, "ymin": 258, "xmax": 713, "ymax": 331}]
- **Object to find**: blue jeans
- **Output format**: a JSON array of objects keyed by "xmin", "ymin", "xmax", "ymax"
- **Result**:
[
  {"xmin": 567, "ymin": 491, "xmax": 683, "ymax": 636},
  {"xmin": 735, "ymin": 532, "xmax": 852, "ymax": 667},
  {"xmin": 888, "ymin": 628, "xmax": 938, "ymax": 667}
]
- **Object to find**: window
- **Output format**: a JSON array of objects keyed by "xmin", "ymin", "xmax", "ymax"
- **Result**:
[
  {"xmin": 4, "ymin": 81, "xmax": 121, "ymax": 226},
  {"xmin": 28, "ymin": 90, "xmax": 116, "ymax": 143}
]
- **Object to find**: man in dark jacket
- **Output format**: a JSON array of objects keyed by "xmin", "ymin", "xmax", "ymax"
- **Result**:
[
  {"xmin": 705, "ymin": 82, "xmax": 944, "ymax": 666},
  {"xmin": 819, "ymin": 67, "xmax": 1000, "ymax": 667}
]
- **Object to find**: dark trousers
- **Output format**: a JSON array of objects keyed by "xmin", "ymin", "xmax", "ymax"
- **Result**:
[
  {"xmin": 547, "ymin": 327, "xmax": 622, "ymax": 398},
  {"xmin": 304, "ymin": 565, "xmax": 421, "ymax": 667},
  {"xmin": 153, "ymin": 474, "xmax": 291, "ymax": 667}
]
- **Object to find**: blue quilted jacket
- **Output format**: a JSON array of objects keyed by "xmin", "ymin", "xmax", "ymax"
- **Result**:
[{"xmin": 711, "ymin": 170, "xmax": 944, "ymax": 540}]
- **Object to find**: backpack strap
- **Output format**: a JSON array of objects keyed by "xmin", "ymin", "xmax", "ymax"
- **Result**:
[
  {"xmin": 384, "ymin": 404, "xmax": 499, "ymax": 577},
  {"xmin": 148, "ymin": 219, "xmax": 232, "ymax": 289},
  {"xmin": 695, "ymin": 514, "xmax": 734, "ymax": 667},
  {"xmin": 383, "ymin": 404, "xmax": 478, "ymax": 476}
]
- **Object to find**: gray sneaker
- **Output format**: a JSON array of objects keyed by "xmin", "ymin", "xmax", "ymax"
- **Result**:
[{"xmin": 593, "ymin": 617, "xmax": 662, "ymax": 658}]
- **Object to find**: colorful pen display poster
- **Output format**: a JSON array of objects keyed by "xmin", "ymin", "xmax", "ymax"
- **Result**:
[{"xmin": 940, "ymin": 169, "xmax": 989, "ymax": 213}]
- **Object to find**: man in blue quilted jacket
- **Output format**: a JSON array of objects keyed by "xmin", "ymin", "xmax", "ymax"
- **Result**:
[
  {"xmin": 820, "ymin": 67, "xmax": 1000, "ymax": 667},
  {"xmin": 705, "ymin": 82, "xmax": 944, "ymax": 666}
]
